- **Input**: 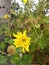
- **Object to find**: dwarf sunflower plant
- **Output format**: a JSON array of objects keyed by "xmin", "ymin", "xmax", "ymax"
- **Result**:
[{"xmin": 0, "ymin": 0, "xmax": 49, "ymax": 65}]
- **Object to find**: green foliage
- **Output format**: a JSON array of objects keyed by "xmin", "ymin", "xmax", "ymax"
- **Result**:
[
  {"xmin": 0, "ymin": 55, "xmax": 7, "ymax": 65},
  {"xmin": 10, "ymin": 54, "xmax": 20, "ymax": 64},
  {"xmin": 0, "ymin": 0, "xmax": 49, "ymax": 65},
  {"xmin": 37, "ymin": 33, "xmax": 49, "ymax": 50},
  {"xmin": 10, "ymin": 53, "xmax": 32, "ymax": 65},
  {"xmin": 0, "ymin": 42, "xmax": 6, "ymax": 51},
  {"xmin": 41, "ymin": 16, "xmax": 49, "ymax": 23}
]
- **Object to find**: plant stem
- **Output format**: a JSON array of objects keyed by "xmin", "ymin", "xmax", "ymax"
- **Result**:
[
  {"xmin": 33, "ymin": 24, "xmax": 39, "ymax": 37},
  {"xmin": 8, "ymin": 19, "xmax": 11, "ymax": 38},
  {"xmin": 0, "ymin": 50, "xmax": 6, "ymax": 55}
]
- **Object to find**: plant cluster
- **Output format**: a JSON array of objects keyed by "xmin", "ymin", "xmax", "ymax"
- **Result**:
[{"xmin": 0, "ymin": 0, "xmax": 49, "ymax": 65}]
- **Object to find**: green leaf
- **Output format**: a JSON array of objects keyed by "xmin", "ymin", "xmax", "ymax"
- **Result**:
[
  {"xmin": 4, "ymin": 37, "xmax": 10, "ymax": 43},
  {"xmin": 9, "ymin": 39, "xmax": 13, "ymax": 44},
  {"xmin": 41, "ymin": 16, "xmax": 49, "ymax": 23},
  {"xmin": 37, "ymin": 33, "xmax": 49, "ymax": 50},
  {"xmin": 0, "ymin": 55, "xmax": 7, "ymax": 65},
  {"xmin": 30, "ymin": 44, "xmax": 36, "ymax": 52},
  {"xmin": 0, "ymin": 42, "xmax": 6, "ymax": 50},
  {"xmin": 19, "ymin": 54, "xmax": 32, "ymax": 65},
  {"xmin": 10, "ymin": 54, "xmax": 20, "ymax": 64},
  {"xmin": 43, "ymin": 18, "xmax": 49, "ymax": 23},
  {"xmin": 10, "ymin": 53, "xmax": 32, "ymax": 65},
  {"xmin": 16, "ymin": 47, "xmax": 22, "ymax": 53}
]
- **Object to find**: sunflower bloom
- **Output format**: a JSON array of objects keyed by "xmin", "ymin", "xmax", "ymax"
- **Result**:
[{"xmin": 13, "ymin": 31, "xmax": 31, "ymax": 53}]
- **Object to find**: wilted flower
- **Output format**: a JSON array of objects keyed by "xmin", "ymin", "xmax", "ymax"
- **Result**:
[{"xmin": 7, "ymin": 45, "xmax": 16, "ymax": 55}]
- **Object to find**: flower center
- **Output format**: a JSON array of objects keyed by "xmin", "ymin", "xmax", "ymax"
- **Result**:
[{"xmin": 22, "ymin": 38, "xmax": 26, "ymax": 42}]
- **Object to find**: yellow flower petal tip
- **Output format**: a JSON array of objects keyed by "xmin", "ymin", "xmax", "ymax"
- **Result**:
[
  {"xmin": 22, "ymin": 0, "xmax": 28, "ymax": 4},
  {"xmin": 22, "ymin": 0, "xmax": 31, "ymax": 4},
  {"xmin": 13, "ymin": 30, "xmax": 31, "ymax": 53}
]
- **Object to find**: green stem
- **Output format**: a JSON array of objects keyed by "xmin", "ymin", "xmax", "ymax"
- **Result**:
[
  {"xmin": 35, "ymin": 30, "xmax": 44, "ymax": 43},
  {"xmin": 7, "ymin": 19, "xmax": 11, "ymax": 38},
  {"xmin": 33, "ymin": 24, "xmax": 39, "ymax": 37}
]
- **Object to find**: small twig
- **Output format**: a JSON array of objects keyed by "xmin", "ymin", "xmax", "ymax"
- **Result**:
[
  {"xmin": 43, "ymin": 58, "xmax": 49, "ymax": 64},
  {"xmin": 33, "ymin": 24, "xmax": 39, "ymax": 37},
  {"xmin": 0, "ymin": 50, "xmax": 6, "ymax": 55}
]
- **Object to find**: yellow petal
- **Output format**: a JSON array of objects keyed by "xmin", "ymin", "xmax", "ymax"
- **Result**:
[
  {"xmin": 24, "ymin": 45, "xmax": 29, "ymax": 52},
  {"xmin": 13, "ymin": 34, "xmax": 17, "ymax": 38},
  {"xmin": 13, "ymin": 32, "xmax": 22, "ymax": 39},
  {"xmin": 22, "ymin": 0, "xmax": 28, "ymax": 4},
  {"xmin": 13, "ymin": 30, "xmax": 31, "ymax": 53},
  {"xmin": 23, "ymin": 30, "xmax": 27, "ymax": 36},
  {"xmin": 22, "ymin": 48, "xmax": 25, "ymax": 53}
]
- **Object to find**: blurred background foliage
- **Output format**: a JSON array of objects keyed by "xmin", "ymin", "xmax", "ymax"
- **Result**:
[{"xmin": 0, "ymin": 0, "xmax": 49, "ymax": 65}]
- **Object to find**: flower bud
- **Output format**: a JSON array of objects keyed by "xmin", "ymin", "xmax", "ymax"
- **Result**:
[
  {"xmin": 7, "ymin": 45, "xmax": 16, "ymax": 55},
  {"xmin": 35, "ymin": 24, "xmax": 40, "ymax": 29}
]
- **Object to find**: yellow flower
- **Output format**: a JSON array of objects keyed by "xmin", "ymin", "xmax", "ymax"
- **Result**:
[
  {"xmin": 13, "ymin": 31, "xmax": 31, "ymax": 53},
  {"xmin": 22, "ymin": 0, "xmax": 31, "ymax": 4},
  {"xmin": 4, "ymin": 14, "xmax": 10, "ymax": 19},
  {"xmin": 22, "ymin": 0, "xmax": 28, "ymax": 4}
]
